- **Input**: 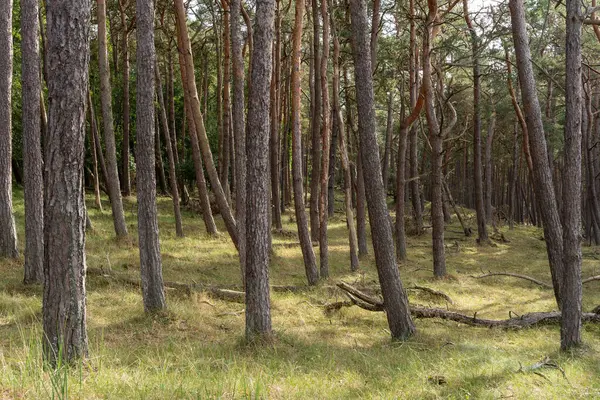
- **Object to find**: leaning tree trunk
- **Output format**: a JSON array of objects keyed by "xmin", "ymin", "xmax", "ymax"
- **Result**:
[
  {"xmin": 155, "ymin": 61, "xmax": 184, "ymax": 237},
  {"xmin": 174, "ymin": 0, "xmax": 239, "ymax": 249},
  {"xmin": 231, "ymin": 0, "xmax": 247, "ymax": 282},
  {"xmin": 43, "ymin": 0, "xmax": 91, "ymax": 365},
  {"xmin": 0, "ymin": 0, "xmax": 18, "ymax": 259},
  {"xmin": 560, "ymin": 0, "xmax": 583, "ymax": 350},
  {"xmin": 291, "ymin": 0, "xmax": 319, "ymax": 285},
  {"xmin": 97, "ymin": 0, "xmax": 128, "ymax": 238},
  {"xmin": 22, "ymin": 0, "xmax": 44, "ymax": 283},
  {"xmin": 136, "ymin": 0, "xmax": 166, "ymax": 313},
  {"xmin": 245, "ymin": 0, "xmax": 275, "ymax": 341},
  {"xmin": 509, "ymin": 0, "xmax": 563, "ymax": 308},
  {"xmin": 348, "ymin": 0, "xmax": 415, "ymax": 340}
]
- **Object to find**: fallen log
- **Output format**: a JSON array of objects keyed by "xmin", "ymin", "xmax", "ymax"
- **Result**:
[{"xmin": 333, "ymin": 282, "xmax": 600, "ymax": 328}]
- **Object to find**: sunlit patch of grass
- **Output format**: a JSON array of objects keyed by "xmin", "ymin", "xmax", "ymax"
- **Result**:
[{"xmin": 1, "ymin": 188, "xmax": 600, "ymax": 398}]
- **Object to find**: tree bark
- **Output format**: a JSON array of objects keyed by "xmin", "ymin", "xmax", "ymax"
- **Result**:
[
  {"xmin": 509, "ymin": 0, "xmax": 563, "ymax": 308},
  {"xmin": 43, "ymin": 0, "xmax": 90, "ymax": 364},
  {"xmin": 156, "ymin": 60, "xmax": 184, "ymax": 238},
  {"xmin": 348, "ymin": 0, "xmax": 415, "ymax": 340},
  {"xmin": 270, "ymin": 0, "xmax": 283, "ymax": 231},
  {"xmin": 0, "ymin": 0, "xmax": 18, "ymax": 259},
  {"xmin": 119, "ymin": 0, "xmax": 131, "ymax": 197},
  {"xmin": 97, "ymin": 0, "xmax": 129, "ymax": 238},
  {"xmin": 382, "ymin": 92, "xmax": 393, "ymax": 193},
  {"xmin": 560, "ymin": 0, "xmax": 583, "ymax": 350},
  {"xmin": 291, "ymin": 0, "xmax": 319, "ymax": 285},
  {"xmin": 318, "ymin": 0, "xmax": 331, "ymax": 279},
  {"xmin": 310, "ymin": 0, "xmax": 322, "ymax": 242},
  {"xmin": 231, "ymin": 0, "xmax": 247, "ymax": 282},
  {"xmin": 484, "ymin": 104, "xmax": 496, "ymax": 223},
  {"xmin": 464, "ymin": 0, "xmax": 488, "ymax": 243},
  {"xmin": 245, "ymin": 0, "xmax": 275, "ymax": 341},
  {"xmin": 136, "ymin": 0, "xmax": 167, "ymax": 313},
  {"xmin": 174, "ymin": 0, "xmax": 239, "ymax": 248},
  {"xmin": 22, "ymin": 0, "xmax": 44, "ymax": 283}
]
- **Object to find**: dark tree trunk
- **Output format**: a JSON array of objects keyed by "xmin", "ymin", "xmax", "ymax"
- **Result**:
[
  {"xmin": 0, "ymin": 0, "xmax": 18, "ymax": 259},
  {"xmin": 291, "ymin": 0, "xmax": 319, "ymax": 285},
  {"xmin": 509, "ymin": 0, "xmax": 564, "ymax": 308},
  {"xmin": 231, "ymin": 0, "xmax": 247, "ymax": 282},
  {"xmin": 464, "ymin": 0, "xmax": 488, "ymax": 243},
  {"xmin": 97, "ymin": 0, "xmax": 129, "ymax": 238},
  {"xmin": 156, "ymin": 61, "xmax": 184, "ymax": 237},
  {"xmin": 43, "ymin": 0, "xmax": 90, "ymax": 364},
  {"xmin": 348, "ymin": 0, "xmax": 415, "ymax": 340},
  {"xmin": 560, "ymin": 0, "xmax": 583, "ymax": 350},
  {"xmin": 245, "ymin": 0, "xmax": 275, "ymax": 341},
  {"xmin": 119, "ymin": 0, "xmax": 131, "ymax": 196},
  {"xmin": 22, "ymin": 0, "xmax": 44, "ymax": 283},
  {"xmin": 310, "ymin": 0, "xmax": 322, "ymax": 242},
  {"xmin": 135, "ymin": 0, "xmax": 167, "ymax": 313}
]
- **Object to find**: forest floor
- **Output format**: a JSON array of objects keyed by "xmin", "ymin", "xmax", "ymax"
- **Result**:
[{"xmin": 1, "ymin": 189, "xmax": 600, "ymax": 399}]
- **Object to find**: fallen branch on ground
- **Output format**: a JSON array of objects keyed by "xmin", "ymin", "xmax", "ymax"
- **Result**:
[
  {"xmin": 331, "ymin": 282, "xmax": 600, "ymax": 328},
  {"xmin": 470, "ymin": 272, "xmax": 553, "ymax": 288},
  {"xmin": 408, "ymin": 285, "xmax": 454, "ymax": 304}
]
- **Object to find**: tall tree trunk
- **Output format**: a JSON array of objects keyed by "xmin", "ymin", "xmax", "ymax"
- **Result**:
[
  {"xmin": 270, "ymin": 0, "xmax": 283, "ymax": 231},
  {"xmin": 509, "ymin": 0, "xmax": 563, "ymax": 308},
  {"xmin": 484, "ymin": 104, "xmax": 496, "ymax": 223},
  {"xmin": 231, "ymin": 0, "xmax": 247, "ymax": 282},
  {"xmin": 156, "ymin": 61, "xmax": 184, "ymax": 238},
  {"xmin": 220, "ymin": 0, "xmax": 232, "ymax": 202},
  {"xmin": 508, "ymin": 121, "xmax": 519, "ymax": 229},
  {"xmin": 43, "ymin": 0, "xmax": 90, "ymax": 364},
  {"xmin": 22, "ymin": 0, "xmax": 44, "ymax": 283},
  {"xmin": 97, "ymin": 0, "xmax": 129, "ymax": 238},
  {"xmin": 349, "ymin": 0, "xmax": 415, "ymax": 340},
  {"xmin": 318, "ymin": 0, "xmax": 331, "ymax": 279},
  {"xmin": 464, "ymin": 0, "xmax": 488, "ymax": 243},
  {"xmin": 560, "ymin": 0, "xmax": 583, "ymax": 350},
  {"xmin": 136, "ymin": 0, "xmax": 166, "ymax": 313},
  {"xmin": 245, "ymin": 0, "xmax": 275, "ymax": 341},
  {"xmin": 381, "ymin": 92, "xmax": 393, "ymax": 193},
  {"xmin": 89, "ymin": 91, "xmax": 109, "ymax": 191},
  {"xmin": 155, "ymin": 120, "xmax": 168, "ymax": 195},
  {"xmin": 119, "ymin": 0, "xmax": 131, "ymax": 196},
  {"xmin": 87, "ymin": 95, "xmax": 103, "ymax": 210},
  {"xmin": 174, "ymin": 0, "xmax": 239, "ymax": 248},
  {"xmin": 310, "ymin": 0, "xmax": 322, "ymax": 242},
  {"xmin": 291, "ymin": 0, "xmax": 319, "ymax": 284},
  {"xmin": 0, "ymin": 0, "xmax": 18, "ymax": 259}
]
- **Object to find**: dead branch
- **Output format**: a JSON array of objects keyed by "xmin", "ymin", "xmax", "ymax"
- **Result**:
[
  {"xmin": 582, "ymin": 275, "xmax": 600, "ymax": 284},
  {"xmin": 409, "ymin": 285, "xmax": 454, "ymax": 304},
  {"xmin": 331, "ymin": 282, "xmax": 600, "ymax": 328},
  {"xmin": 470, "ymin": 272, "xmax": 553, "ymax": 288}
]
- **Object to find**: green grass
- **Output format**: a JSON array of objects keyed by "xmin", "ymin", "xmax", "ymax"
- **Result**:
[{"xmin": 1, "ymin": 188, "xmax": 600, "ymax": 399}]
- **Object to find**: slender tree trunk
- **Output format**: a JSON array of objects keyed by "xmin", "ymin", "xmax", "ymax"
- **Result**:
[
  {"xmin": 0, "ymin": 0, "xmax": 18, "ymax": 259},
  {"xmin": 509, "ymin": 122, "xmax": 519, "ymax": 229},
  {"xmin": 156, "ymin": 61, "xmax": 184, "ymax": 237},
  {"xmin": 382, "ymin": 92, "xmax": 393, "ymax": 193},
  {"xmin": 22, "ymin": 0, "xmax": 44, "ymax": 283},
  {"xmin": 484, "ymin": 104, "xmax": 496, "ymax": 222},
  {"xmin": 560, "ymin": 0, "xmax": 583, "ymax": 350},
  {"xmin": 271, "ymin": 0, "xmax": 283, "ymax": 231},
  {"xmin": 310, "ymin": 0, "xmax": 322, "ymax": 242},
  {"xmin": 136, "ymin": 0, "xmax": 166, "ymax": 313},
  {"xmin": 89, "ymin": 91, "xmax": 109, "ymax": 191},
  {"xmin": 119, "ymin": 0, "xmax": 131, "ymax": 196},
  {"xmin": 318, "ymin": 0, "xmax": 331, "ymax": 278},
  {"xmin": 220, "ymin": 0, "xmax": 232, "ymax": 202},
  {"xmin": 174, "ymin": 0, "xmax": 239, "ymax": 248},
  {"xmin": 464, "ymin": 0, "xmax": 488, "ymax": 243},
  {"xmin": 155, "ymin": 120, "xmax": 168, "ymax": 195},
  {"xmin": 509, "ymin": 0, "xmax": 563, "ymax": 307},
  {"xmin": 291, "ymin": 0, "xmax": 319, "ymax": 284},
  {"xmin": 231, "ymin": 0, "xmax": 247, "ymax": 282},
  {"xmin": 97, "ymin": 0, "xmax": 129, "ymax": 238},
  {"xmin": 87, "ymin": 95, "xmax": 103, "ymax": 210},
  {"xmin": 245, "ymin": 0, "xmax": 275, "ymax": 341},
  {"xmin": 349, "ymin": 0, "xmax": 415, "ymax": 340},
  {"xmin": 43, "ymin": 0, "xmax": 90, "ymax": 364}
]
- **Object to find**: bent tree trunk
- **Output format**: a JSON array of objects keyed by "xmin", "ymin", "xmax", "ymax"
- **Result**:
[
  {"xmin": 97, "ymin": 0, "xmax": 128, "ymax": 238},
  {"xmin": 291, "ymin": 0, "xmax": 319, "ymax": 285},
  {"xmin": 0, "ymin": 0, "xmax": 18, "ymax": 259},
  {"xmin": 43, "ymin": 0, "xmax": 91, "ymax": 365},
  {"xmin": 348, "ymin": 0, "xmax": 415, "ymax": 340}
]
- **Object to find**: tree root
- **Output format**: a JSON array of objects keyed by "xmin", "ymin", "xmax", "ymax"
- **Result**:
[{"xmin": 331, "ymin": 282, "xmax": 600, "ymax": 328}]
